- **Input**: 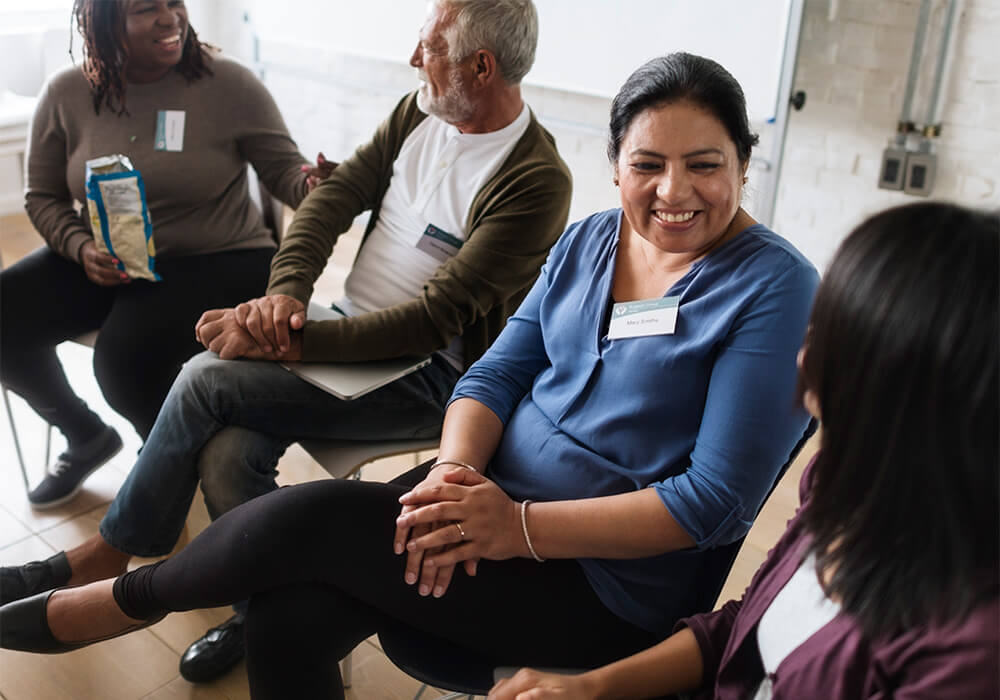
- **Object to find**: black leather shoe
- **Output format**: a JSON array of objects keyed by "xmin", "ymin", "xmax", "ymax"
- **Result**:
[
  {"xmin": 0, "ymin": 552, "xmax": 72, "ymax": 606},
  {"xmin": 0, "ymin": 589, "xmax": 164, "ymax": 654},
  {"xmin": 179, "ymin": 612, "xmax": 246, "ymax": 683}
]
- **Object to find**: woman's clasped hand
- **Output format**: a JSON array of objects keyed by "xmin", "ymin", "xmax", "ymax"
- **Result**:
[{"xmin": 394, "ymin": 464, "xmax": 524, "ymax": 597}]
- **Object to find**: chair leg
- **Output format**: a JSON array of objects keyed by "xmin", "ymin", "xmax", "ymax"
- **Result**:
[
  {"xmin": 45, "ymin": 422, "xmax": 52, "ymax": 469},
  {"xmin": 2, "ymin": 387, "xmax": 31, "ymax": 493}
]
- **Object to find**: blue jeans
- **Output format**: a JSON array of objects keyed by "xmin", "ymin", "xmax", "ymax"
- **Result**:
[{"xmin": 100, "ymin": 351, "xmax": 459, "ymax": 557}]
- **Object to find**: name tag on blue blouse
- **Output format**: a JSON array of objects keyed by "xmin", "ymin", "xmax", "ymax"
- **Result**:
[
  {"xmin": 416, "ymin": 223, "xmax": 463, "ymax": 262},
  {"xmin": 608, "ymin": 296, "xmax": 679, "ymax": 339},
  {"xmin": 154, "ymin": 110, "xmax": 185, "ymax": 152}
]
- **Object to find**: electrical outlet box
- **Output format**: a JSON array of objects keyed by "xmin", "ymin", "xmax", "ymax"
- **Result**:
[
  {"xmin": 878, "ymin": 147, "xmax": 907, "ymax": 190},
  {"xmin": 904, "ymin": 152, "xmax": 936, "ymax": 197}
]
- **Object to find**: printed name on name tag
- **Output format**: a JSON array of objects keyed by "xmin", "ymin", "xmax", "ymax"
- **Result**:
[
  {"xmin": 155, "ymin": 110, "xmax": 185, "ymax": 152},
  {"xmin": 415, "ymin": 223, "xmax": 464, "ymax": 262},
  {"xmin": 607, "ymin": 296, "xmax": 679, "ymax": 339}
]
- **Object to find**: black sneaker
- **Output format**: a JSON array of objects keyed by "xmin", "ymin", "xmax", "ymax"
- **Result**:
[
  {"xmin": 28, "ymin": 426, "xmax": 123, "ymax": 509},
  {"xmin": 0, "ymin": 551, "xmax": 71, "ymax": 605}
]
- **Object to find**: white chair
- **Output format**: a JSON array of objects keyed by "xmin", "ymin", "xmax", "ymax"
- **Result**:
[
  {"xmin": 297, "ymin": 436, "xmax": 439, "ymax": 480},
  {"xmin": 2, "ymin": 386, "xmax": 31, "ymax": 492}
]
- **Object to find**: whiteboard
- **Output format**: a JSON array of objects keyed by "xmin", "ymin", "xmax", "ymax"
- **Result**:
[
  {"xmin": 247, "ymin": 0, "xmax": 793, "ymax": 123},
  {"xmin": 239, "ymin": 0, "xmax": 802, "ymax": 225},
  {"xmin": 248, "ymin": 1, "xmax": 427, "ymax": 65},
  {"xmin": 531, "ymin": 0, "xmax": 793, "ymax": 123}
]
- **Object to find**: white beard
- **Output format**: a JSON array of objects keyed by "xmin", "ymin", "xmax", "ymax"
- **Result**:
[{"xmin": 415, "ymin": 69, "xmax": 474, "ymax": 124}]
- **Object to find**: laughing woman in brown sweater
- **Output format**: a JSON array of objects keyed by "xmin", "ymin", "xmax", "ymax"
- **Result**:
[{"xmin": 0, "ymin": 0, "xmax": 323, "ymax": 508}]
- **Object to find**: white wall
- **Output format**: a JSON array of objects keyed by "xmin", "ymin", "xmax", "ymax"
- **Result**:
[
  {"xmin": 227, "ymin": 0, "xmax": 999, "ymax": 271},
  {"xmin": 775, "ymin": 0, "xmax": 1000, "ymax": 270},
  {"xmin": 0, "ymin": 0, "xmax": 74, "ymax": 215},
  {"xmin": 4, "ymin": 0, "xmax": 998, "ymax": 263},
  {"xmin": 226, "ymin": 5, "xmax": 787, "ymax": 229}
]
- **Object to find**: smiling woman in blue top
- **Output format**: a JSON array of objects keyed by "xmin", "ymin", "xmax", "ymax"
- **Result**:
[
  {"xmin": 0, "ymin": 52, "xmax": 818, "ymax": 699},
  {"xmin": 489, "ymin": 202, "xmax": 999, "ymax": 700}
]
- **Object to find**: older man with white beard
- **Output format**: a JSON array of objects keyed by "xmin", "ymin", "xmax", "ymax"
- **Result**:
[{"xmin": 0, "ymin": 0, "xmax": 570, "ymax": 684}]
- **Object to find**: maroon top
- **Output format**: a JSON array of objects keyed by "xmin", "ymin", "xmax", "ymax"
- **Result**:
[{"xmin": 677, "ymin": 460, "xmax": 1000, "ymax": 699}]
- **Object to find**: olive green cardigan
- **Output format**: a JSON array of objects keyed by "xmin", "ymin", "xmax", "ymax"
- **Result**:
[{"xmin": 267, "ymin": 92, "xmax": 572, "ymax": 368}]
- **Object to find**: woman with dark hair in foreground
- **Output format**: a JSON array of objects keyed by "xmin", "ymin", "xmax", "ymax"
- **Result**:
[{"xmin": 489, "ymin": 201, "xmax": 1000, "ymax": 699}]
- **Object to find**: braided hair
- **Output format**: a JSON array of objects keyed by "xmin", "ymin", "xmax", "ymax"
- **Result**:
[{"xmin": 71, "ymin": 0, "xmax": 212, "ymax": 115}]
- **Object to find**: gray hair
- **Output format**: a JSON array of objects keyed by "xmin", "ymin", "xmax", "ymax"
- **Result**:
[{"xmin": 439, "ymin": 0, "xmax": 538, "ymax": 85}]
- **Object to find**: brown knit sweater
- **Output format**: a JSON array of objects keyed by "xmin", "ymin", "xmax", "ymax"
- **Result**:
[
  {"xmin": 267, "ymin": 92, "xmax": 573, "ymax": 368},
  {"xmin": 25, "ymin": 56, "xmax": 309, "ymax": 263}
]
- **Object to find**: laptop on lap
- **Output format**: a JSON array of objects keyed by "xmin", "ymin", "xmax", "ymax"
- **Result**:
[{"xmin": 280, "ymin": 303, "xmax": 430, "ymax": 400}]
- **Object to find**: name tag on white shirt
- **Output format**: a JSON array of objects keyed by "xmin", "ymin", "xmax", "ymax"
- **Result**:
[
  {"xmin": 415, "ymin": 223, "xmax": 464, "ymax": 262},
  {"xmin": 607, "ymin": 296, "xmax": 679, "ymax": 339},
  {"xmin": 155, "ymin": 110, "xmax": 185, "ymax": 152}
]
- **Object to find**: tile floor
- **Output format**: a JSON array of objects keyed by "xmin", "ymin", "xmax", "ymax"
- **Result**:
[{"xmin": 0, "ymin": 213, "xmax": 818, "ymax": 699}]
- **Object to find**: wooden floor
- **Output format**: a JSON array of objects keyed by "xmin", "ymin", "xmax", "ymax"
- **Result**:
[{"xmin": 0, "ymin": 212, "xmax": 818, "ymax": 700}]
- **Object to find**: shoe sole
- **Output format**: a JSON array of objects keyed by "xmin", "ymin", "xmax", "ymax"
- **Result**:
[{"xmin": 28, "ymin": 437, "xmax": 124, "ymax": 511}]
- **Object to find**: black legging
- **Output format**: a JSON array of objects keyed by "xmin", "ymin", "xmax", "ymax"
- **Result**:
[
  {"xmin": 0, "ymin": 246, "xmax": 273, "ymax": 441},
  {"xmin": 114, "ymin": 464, "xmax": 661, "ymax": 699}
]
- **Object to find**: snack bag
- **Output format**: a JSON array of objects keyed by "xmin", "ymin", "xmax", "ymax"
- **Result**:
[{"xmin": 85, "ymin": 154, "xmax": 159, "ymax": 281}]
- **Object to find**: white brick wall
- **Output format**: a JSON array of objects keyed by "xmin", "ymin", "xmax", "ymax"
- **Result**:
[{"xmin": 776, "ymin": 0, "xmax": 1000, "ymax": 271}]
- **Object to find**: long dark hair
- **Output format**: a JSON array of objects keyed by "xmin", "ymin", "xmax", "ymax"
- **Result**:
[
  {"xmin": 799, "ymin": 201, "xmax": 999, "ymax": 639},
  {"xmin": 72, "ymin": 0, "xmax": 212, "ymax": 115},
  {"xmin": 608, "ymin": 52, "xmax": 759, "ymax": 166}
]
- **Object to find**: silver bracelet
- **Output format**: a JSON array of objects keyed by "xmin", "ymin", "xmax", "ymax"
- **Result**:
[
  {"xmin": 432, "ymin": 459, "xmax": 479, "ymax": 474},
  {"xmin": 520, "ymin": 500, "xmax": 545, "ymax": 563}
]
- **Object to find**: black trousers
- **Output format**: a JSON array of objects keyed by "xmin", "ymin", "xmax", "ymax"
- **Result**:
[
  {"xmin": 115, "ymin": 464, "xmax": 660, "ymax": 700},
  {"xmin": 0, "ymin": 246, "xmax": 273, "ymax": 442}
]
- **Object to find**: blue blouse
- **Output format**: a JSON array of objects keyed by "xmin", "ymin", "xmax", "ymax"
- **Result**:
[{"xmin": 451, "ymin": 209, "xmax": 818, "ymax": 635}]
